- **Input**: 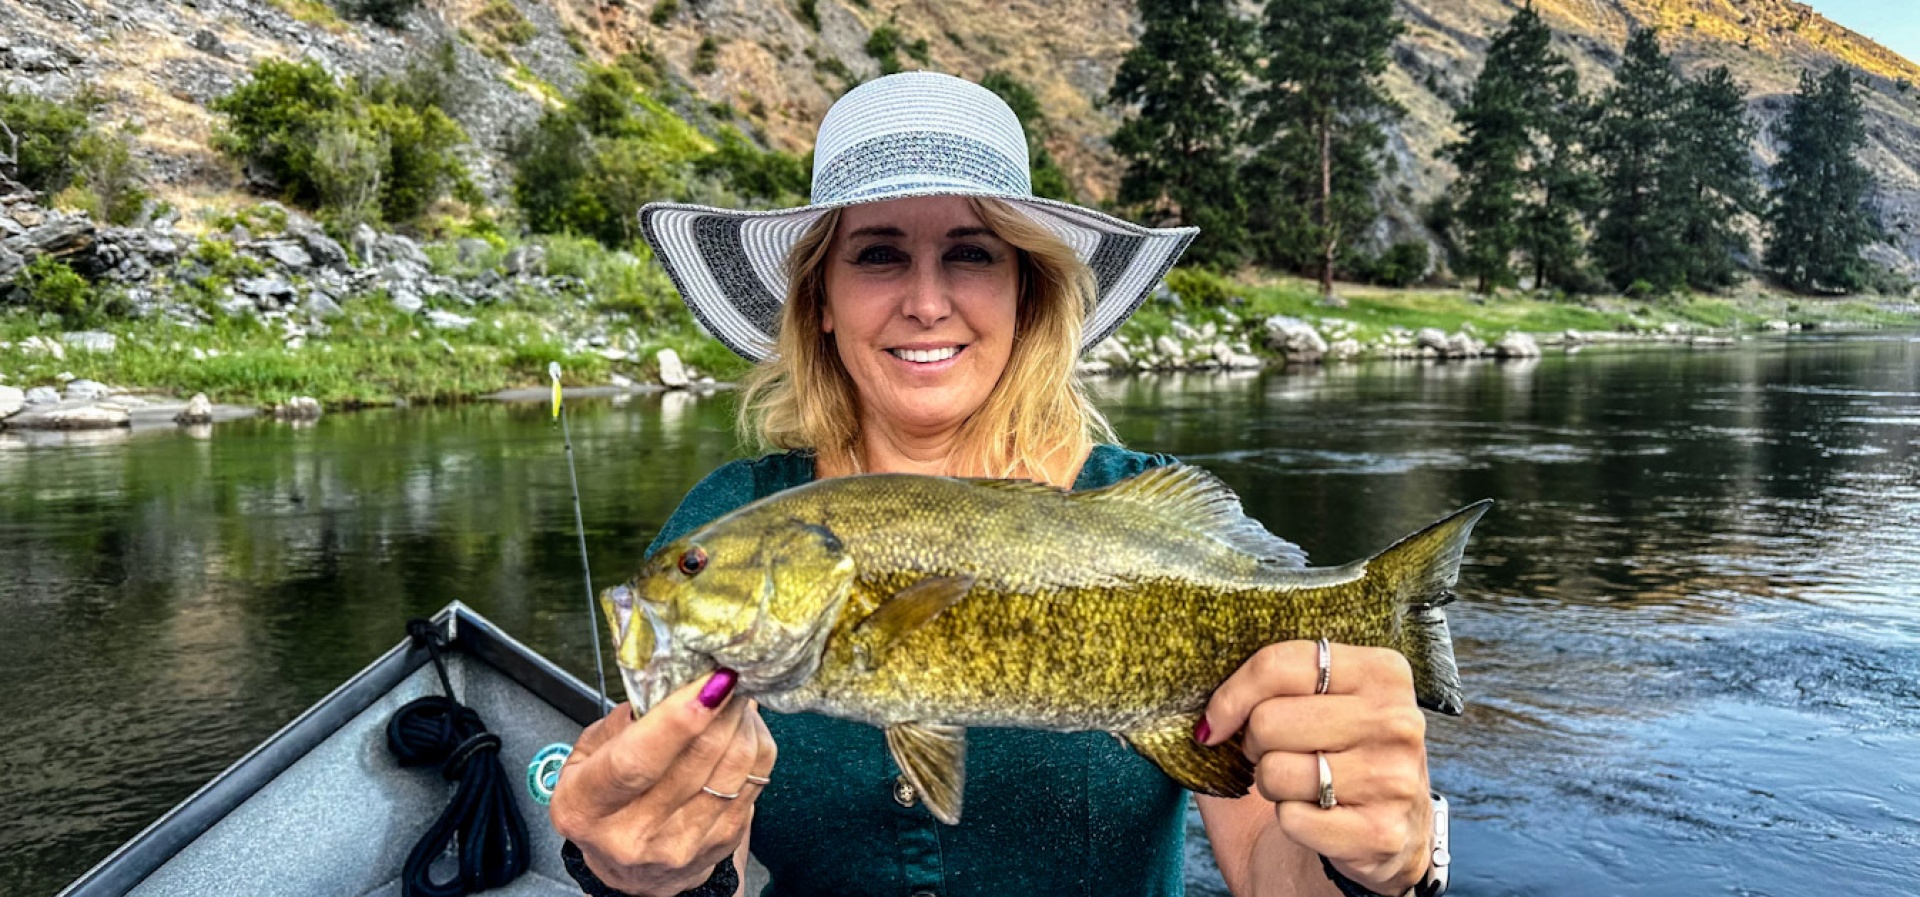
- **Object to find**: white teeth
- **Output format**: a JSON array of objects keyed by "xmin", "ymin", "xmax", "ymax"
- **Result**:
[{"xmin": 892, "ymin": 346, "xmax": 960, "ymax": 363}]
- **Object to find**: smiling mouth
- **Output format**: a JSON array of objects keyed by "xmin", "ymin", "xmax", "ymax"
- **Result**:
[{"xmin": 888, "ymin": 345, "xmax": 964, "ymax": 363}]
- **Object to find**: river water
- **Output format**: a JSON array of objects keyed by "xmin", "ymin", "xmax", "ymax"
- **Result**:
[{"xmin": 2, "ymin": 335, "xmax": 1916, "ymax": 896}]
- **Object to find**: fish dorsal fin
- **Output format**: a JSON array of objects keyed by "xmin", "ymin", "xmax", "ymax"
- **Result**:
[
  {"xmin": 851, "ymin": 575, "xmax": 975, "ymax": 667},
  {"xmin": 1122, "ymin": 715, "xmax": 1256, "ymax": 798},
  {"xmin": 886, "ymin": 722, "xmax": 968, "ymax": 824},
  {"xmin": 1078, "ymin": 464, "xmax": 1308, "ymax": 568}
]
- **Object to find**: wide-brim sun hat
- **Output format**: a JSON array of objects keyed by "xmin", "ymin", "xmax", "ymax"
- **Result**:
[{"xmin": 638, "ymin": 71, "xmax": 1198, "ymax": 363}]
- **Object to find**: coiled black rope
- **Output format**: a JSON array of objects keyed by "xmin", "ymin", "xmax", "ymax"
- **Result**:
[{"xmin": 386, "ymin": 619, "xmax": 530, "ymax": 897}]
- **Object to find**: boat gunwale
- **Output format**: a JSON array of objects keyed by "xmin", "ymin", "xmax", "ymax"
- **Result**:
[{"xmin": 57, "ymin": 600, "xmax": 610, "ymax": 897}]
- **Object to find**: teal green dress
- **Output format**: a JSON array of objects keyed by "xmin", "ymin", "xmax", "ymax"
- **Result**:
[{"xmin": 643, "ymin": 445, "xmax": 1192, "ymax": 897}]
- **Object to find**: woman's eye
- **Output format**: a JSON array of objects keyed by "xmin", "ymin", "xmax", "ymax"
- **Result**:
[
  {"xmin": 948, "ymin": 245, "xmax": 994, "ymax": 264},
  {"xmin": 854, "ymin": 246, "xmax": 902, "ymax": 265}
]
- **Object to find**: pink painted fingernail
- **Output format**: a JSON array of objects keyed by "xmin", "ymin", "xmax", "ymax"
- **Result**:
[
  {"xmin": 697, "ymin": 669, "xmax": 737, "ymax": 709},
  {"xmin": 1194, "ymin": 718, "xmax": 1212, "ymax": 744}
]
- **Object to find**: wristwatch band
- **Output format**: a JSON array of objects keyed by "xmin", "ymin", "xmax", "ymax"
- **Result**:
[
  {"xmin": 1319, "ymin": 792, "xmax": 1450, "ymax": 897},
  {"xmin": 560, "ymin": 840, "xmax": 740, "ymax": 897}
]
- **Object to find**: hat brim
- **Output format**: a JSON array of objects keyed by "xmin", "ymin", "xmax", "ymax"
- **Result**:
[{"xmin": 639, "ymin": 188, "xmax": 1197, "ymax": 363}]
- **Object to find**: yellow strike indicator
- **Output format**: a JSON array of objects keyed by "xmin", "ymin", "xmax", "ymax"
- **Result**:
[{"xmin": 548, "ymin": 361, "xmax": 563, "ymax": 420}]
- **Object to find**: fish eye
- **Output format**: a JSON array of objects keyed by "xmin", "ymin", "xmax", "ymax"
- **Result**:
[{"xmin": 678, "ymin": 546, "xmax": 708, "ymax": 577}]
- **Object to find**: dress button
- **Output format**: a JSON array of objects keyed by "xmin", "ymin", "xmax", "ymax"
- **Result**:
[
  {"xmin": 910, "ymin": 892, "xmax": 937, "ymax": 897},
  {"xmin": 892, "ymin": 776, "xmax": 918, "ymax": 807}
]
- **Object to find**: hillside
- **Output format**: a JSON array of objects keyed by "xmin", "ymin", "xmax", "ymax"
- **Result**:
[{"xmin": 2, "ymin": 0, "xmax": 1917, "ymax": 275}]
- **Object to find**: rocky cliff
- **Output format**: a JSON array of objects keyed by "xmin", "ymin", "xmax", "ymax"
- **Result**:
[{"xmin": 3, "ymin": 0, "xmax": 1916, "ymax": 274}]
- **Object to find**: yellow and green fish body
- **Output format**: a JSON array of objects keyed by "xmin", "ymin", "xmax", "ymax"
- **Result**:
[{"xmin": 604, "ymin": 464, "xmax": 1488, "ymax": 824}]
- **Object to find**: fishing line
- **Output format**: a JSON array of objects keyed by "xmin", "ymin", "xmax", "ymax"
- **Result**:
[{"xmin": 551, "ymin": 362, "xmax": 609, "ymax": 712}]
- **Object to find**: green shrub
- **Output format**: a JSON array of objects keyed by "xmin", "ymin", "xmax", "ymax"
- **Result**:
[
  {"xmin": 212, "ymin": 58, "xmax": 470, "ymax": 232},
  {"xmin": 10, "ymin": 255, "xmax": 96, "ymax": 325},
  {"xmin": 1, "ymin": 87, "xmax": 103, "ymax": 194},
  {"xmin": 1345, "ymin": 241, "xmax": 1430, "ymax": 288},
  {"xmin": 343, "ymin": 0, "xmax": 420, "ymax": 29},
  {"xmin": 693, "ymin": 37, "xmax": 719, "ymax": 76},
  {"xmin": 1163, "ymin": 267, "xmax": 1233, "ymax": 306},
  {"xmin": 474, "ymin": 0, "xmax": 536, "ymax": 44},
  {"xmin": 692, "ymin": 128, "xmax": 808, "ymax": 207},
  {"xmin": 796, "ymin": 0, "xmax": 819, "ymax": 30},
  {"xmin": 866, "ymin": 25, "xmax": 904, "ymax": 75},
  {"xmin": 56, "ymin": 123, "xmax": 150, "ymax": 225},
  {"xmin": 512, "ymin": 65, "xmax": 713, "ymax": 245},
  {"xmin": 649, "ymin": 0, "xmax": 677, "ymax": 26}
]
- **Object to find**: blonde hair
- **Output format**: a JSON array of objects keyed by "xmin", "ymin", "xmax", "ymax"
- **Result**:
[{"xmin": 735, "ymin": 198, "xmax": 1115, "ymax": 485}]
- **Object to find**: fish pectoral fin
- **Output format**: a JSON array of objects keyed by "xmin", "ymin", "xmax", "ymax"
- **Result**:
[
  {"xmin": 851, "ymin": 575, "xmax": 975, "ymax": 663},
  {"xmin": 885, "ymin": 722, "xmax": 968, "ymax": 825},
  {"xmin": 1122, "ymin": 716, "xmax": 1256, "ymax": 799}
]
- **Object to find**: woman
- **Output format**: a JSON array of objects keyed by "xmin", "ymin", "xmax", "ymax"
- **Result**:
[{"xmin": 551, "ymin": 72, "xmax": 1446, "ymax": 897}]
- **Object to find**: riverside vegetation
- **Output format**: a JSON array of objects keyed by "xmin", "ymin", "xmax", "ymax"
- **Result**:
[{"xmin": 2, "ymin": 2, "xmax": 1917, "ymax": 422}]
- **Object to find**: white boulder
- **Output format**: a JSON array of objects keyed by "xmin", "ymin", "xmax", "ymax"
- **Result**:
[
  {"xmin": 656, "ymin": 349, "xmax": 691, "ymax": 389},
  {"xmin": 1493, "ymin": 332, "xmax": 1542, "ymax": 359}
]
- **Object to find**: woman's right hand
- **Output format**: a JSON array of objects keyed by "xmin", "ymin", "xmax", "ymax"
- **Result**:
[{"xmin": 550, "ymin": 670, "xmax": 777, "ymax": 897}]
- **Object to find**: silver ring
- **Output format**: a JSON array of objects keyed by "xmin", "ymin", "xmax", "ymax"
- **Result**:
[
  {"xmin": 701, "ymin": 785, "xmax": 741, "ymax": 800},
  {"xmin": 1317, "ymin": 752, "xmax": 1337, "ymax": 810},
  {"xmin": 744, "ymin": 774, "xmax": 772, "ymax": 786},
  {"xmin": 1315, "ymin": 637, "xmax": 1332, "ymax": 696}
]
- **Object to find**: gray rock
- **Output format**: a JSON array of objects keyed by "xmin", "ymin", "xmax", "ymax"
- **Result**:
[
  {"xmin": 378, "ymin": 233, "xmax": 431, "ymax": 269},
  {"xmin": 284, "ymin": 223, "xmax": 349, "ymax": 270},
  {"xmin": 263, "ymin": 241, "xmax": 313, "ymax": 270},
  {"xmin": 0, "ymin": 385, "xmax": 23, "ymax": 418},
  {"xmin": 350, "ymin": 223, "xmax": 380, "ymax": 264},
  {"xmin": 273, "ymin": 396, "xmax": 323, "ymax": 420},
  {"xmin": 425, "ymin": 309, "xmax": 475, "ymax": 330},
  {"xmin": 1328, "ymin": 338, "xmax": 1364, "ymax": 361},
  {"xmin": 1493, "ymin": 332, "xmax": 1542, "ymax": 359},
  {"xmin": 1445, "ymin": 333, "xmax": 1486, "ymax": 358},
  {"xmin": 504, "ymin": 244, "xmax": 546, "ymax": 277},
  {"xmin": 3, "ymin": 401, "xmax": 130, "ymax": 430},
  {"xmin": 25, "ymin": 386, "xmax": 60, "ymax": 405},
  {"xmin": 389, "ymin": 286, "xmax": 424, "ymax": 315},
  {"xmin": 1153, "ymin": 334, "xmax": 1184, "ymax": 364},
  {"xmin": 1761, "ymin": 319, "xmax": 1791, "ymax": 332},
  {"xmin": 61, "ymin": 331, "xmax": 116, "ymax": 353},
  {"xmin": 656, "ymin": 348, "xmax": 691, "ymax": 389},
  {"xmin": 1089, "ymin": 337, "xmax": 1131, "ymax": 367},
  {"xmin": 1263, "ymin": 316, "xmax": 1328, "ymax": 363},
  {"xmin": 189, "ymin": 29, "xmax": 228, "ymax": 58},
  {"xmin": 305, "ymin": 292, "xmax": 344, "ymax": 319},
  {"xmin": 63, "ymin": 379, "xmax": 112, "ymax": 401},
  {"xmin": 1416, "ymin": 328, "xmax": 1451, "ymax": 353},
  {"xmin": 236, "ymin": 275, "xmax": 296, "ymax": 299},
  {"xmin": 175, "ymin": 392, "xmax": 214, "ymax": 425},
  {"xmin": 456, "ymin": 238, "xmax": 493, "ymax": 265}
]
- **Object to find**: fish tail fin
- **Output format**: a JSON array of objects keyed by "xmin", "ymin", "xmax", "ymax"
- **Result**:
[{"xmin": 1366, "ymin": 500, "xmax": 1491, "ymax": 716}]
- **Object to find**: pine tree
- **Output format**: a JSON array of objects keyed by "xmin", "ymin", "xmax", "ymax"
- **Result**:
[
  {"xmin": 1765, "ymin": 67, "xmax": 1881, "ymax": 293},
  {"xmin": 1108, "ymin": 0, "xmax": 1253, "ymax": 268},
  {"xmin": 1442, "ymin": 5, "xmax": 1591, "ymax": 293},
  {"xmin": 1248, "ymin": 0, "xmax": 1403, "ymax": 296},
  {"xmin": 1590, "ymin": 29, "xmax": 1687, "ymax": 293},
  {"xmin": 1670, "ymin": 66, "xmax": 1760, "ymax": 290}
]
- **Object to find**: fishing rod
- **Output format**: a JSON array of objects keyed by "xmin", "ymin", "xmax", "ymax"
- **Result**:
[{"xmin": 551, "ymin": 361, "xmax": 609, "ymax": 711}]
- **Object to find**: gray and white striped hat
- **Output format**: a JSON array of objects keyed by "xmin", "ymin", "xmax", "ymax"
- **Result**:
[{"xmin": 639, "ymin": 71, "xmax": 1198, "ymax": 362}]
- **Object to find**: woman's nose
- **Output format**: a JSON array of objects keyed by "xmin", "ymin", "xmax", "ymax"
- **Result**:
[{"xmin": 900, "ymin": 264, "xmax": 952, "ymax": 325}]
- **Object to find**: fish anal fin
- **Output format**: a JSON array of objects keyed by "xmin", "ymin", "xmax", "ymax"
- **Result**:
[
  {"xmin": 1077, "ymin": 464, "xmax": 1308, "ymax": 568},
  {"xmin": 852, "ymin": 575, "xmax": 974, "ymax": 665},
  {"xmin": 1122, "ymin": 716, "xmax": 1256, "ymax": 798},
  {"xmin": 885, "ymin": 722, "xmax": 968, "ymax": 825}
]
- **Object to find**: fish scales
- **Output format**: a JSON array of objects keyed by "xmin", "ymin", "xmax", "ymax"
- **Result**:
[{"xmin": 606, "ymin": 464, "xmax": 1490, "ymax": 824}]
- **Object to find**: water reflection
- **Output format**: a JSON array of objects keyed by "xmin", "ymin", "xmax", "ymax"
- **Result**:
[{"xmin": 2, "ymin": 337, "xmax": 1917, "ymax": 895}]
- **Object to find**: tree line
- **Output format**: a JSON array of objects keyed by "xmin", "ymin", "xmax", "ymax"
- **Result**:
[{"xmin": 1109, "ymin": 0, "xmax": 1889, "ymax": 296}]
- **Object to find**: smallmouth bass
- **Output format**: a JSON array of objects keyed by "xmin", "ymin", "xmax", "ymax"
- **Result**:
[{"xmin": 602, "ymin": 464, "xmax": 1489, "ymax": 824}]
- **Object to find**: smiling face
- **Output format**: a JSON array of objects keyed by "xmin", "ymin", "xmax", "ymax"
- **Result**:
[{"xmin": 820, "ymin": 196, "xmax": 1021, "ymax": 438}]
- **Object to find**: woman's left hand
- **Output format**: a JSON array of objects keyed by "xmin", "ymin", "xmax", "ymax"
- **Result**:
[{"xmin": 1199, "ymin": 640, "xmax": 1433, "ymax": 895}]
